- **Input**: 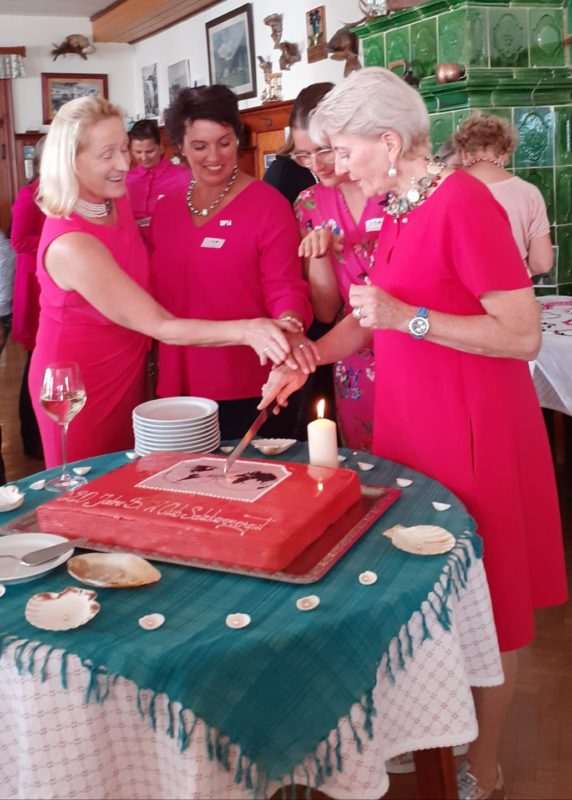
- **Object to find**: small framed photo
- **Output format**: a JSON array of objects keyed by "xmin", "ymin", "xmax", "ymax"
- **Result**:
[
  {"xmin": 167, "ymin": 60, "xmax": 191, "ymax": 104},
  {"xmin": 41, "ymin": 72, "xmax": 108, "ymax": 124},
  {"xmin": 306, "ymin": 6, "xmax": 327, "ymax": 63},
  {"xmin": 141, "ymin": 63, "xmax": 159, "ymax": 118},
  {"xmin": 206, "ymin": 3, "xmax": 257, "ymax": 100}
]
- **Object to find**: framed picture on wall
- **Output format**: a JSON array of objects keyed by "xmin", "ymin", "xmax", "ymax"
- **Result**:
[
  {"xmin": 41, "ymin": 72, "xmax": 108, "ymax": 123},
  {"xmin": 141, "ymin": 63, "xmax": 159, "ymax": 118},
  {"xmin": 167, "ymin": 60, "xmax": 191, "ymax": 104},
  {"xmin": 306, "ymin": 6, "xmax": 327, "ymax": 63},
  {"xmin": 206, "ymin": 3, "xmax": 257, "ymax": 100}
]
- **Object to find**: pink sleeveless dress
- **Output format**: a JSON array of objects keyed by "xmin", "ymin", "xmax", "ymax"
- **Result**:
[{"xmin": 29, "ymin": 195, "xmax": 150, "ymax": 467}]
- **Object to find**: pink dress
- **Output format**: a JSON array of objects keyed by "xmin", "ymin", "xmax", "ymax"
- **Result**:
[
  {"xmin": 295, "ymin": 185, "xmax": 379, "ymax": 450},
  {"xmin": 150, "ymin": 180, "xmax": 312, "ymax": 401},
  {"xmin": 371, "ymin": 170, "xmax": 566, "ymax": 651},
  {"xmin": 10, "ymin": 179, "xmax": 45, "ymax": 351},
  {"xmin": 29, "ymin": 195, "xmax": 150, "ymax": 467}
]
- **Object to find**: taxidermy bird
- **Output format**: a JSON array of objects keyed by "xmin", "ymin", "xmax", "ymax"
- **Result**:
[
  {"xmin": 51, "ymin": 34, "xmax": 96, "ymax": 61},
  {"xmin": 327, "ymin": 26, "xmax": 362, "ymax": 77}
]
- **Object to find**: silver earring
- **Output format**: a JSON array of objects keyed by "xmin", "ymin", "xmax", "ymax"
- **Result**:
[{"xmin": 388, "ymin": 165, "xmax": 397, "ymax": 178}]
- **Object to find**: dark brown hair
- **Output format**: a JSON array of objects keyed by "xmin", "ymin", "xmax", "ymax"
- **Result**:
[
  {"xmin": 129, "ymin": 118, "xmax": 161, "ymax": 144},
  {"xmin": 165, "ymin": 85, "xmax": 241, "ymax": 146},
  {"xmin": 279, "ymin": 82, "xmax": 335, "ymax": 155}
]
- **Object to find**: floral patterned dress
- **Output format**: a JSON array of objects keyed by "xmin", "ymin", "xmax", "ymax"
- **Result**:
[{"xmin": 295, "ymin": 184, "xmax": 381, "ymax": 450}]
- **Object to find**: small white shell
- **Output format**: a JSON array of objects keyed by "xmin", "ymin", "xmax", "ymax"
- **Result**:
[
  {"xmin": 219, "ymin": 446, "xmax": 234, "ymax": 454},
  {"xmin": 29, "ymin": 479, "xmax": 46, "ymax": 491},
  {"xmin": 296, "ymin": 595, "xmax": 320, "ymax": 611},
  {"xmin": 359, "ymin": 570, "xmax": 378, "ymax": 585},
  {"xmin": 25, "ymin": 587, "xmax": 100, "ymax": 631},
  {"xmin": 396, "ymin": 478, "xmax": 413, "ymax": 488},
  {"xmin": 72, "ymin": 466, "xmax": 92, "ymax": 476},
  {"xmin": 125, "ymin": 451, "xmax": 140, "ymax": 460},
  {"xmin": 226, "ymin": 613, "xmax": 251, "ymax": 629},
  {"xmin": 357, "ymin": 461, "xmax": 375, "ymax": 471},
  {"xmin": 337, "ymin": 454, "xmax": 347, "ymax": 462},
  {"xmin": 251, "ymin": 438, "xmax": 296, "ymax": 456},
  {"xmin": 138, "ymin": 613, "xmax": 165, "ymax": 630},
  {"xmin": 383, "ymin": 524, "xmax": 455, "ymax": 555},
  {"xmin": 0, "ymin": 485, "xmax": 25, "ymax": 512},
  {"xmin": 0, "ymin": 584, "xmax": 5, "ymax": 598},
  {"xmin": 67, "ymin": 553, "xmax": 161, "ymax": 588},
  {"xmin": 432, "ymin": 501, "xmax": 451, "ymax": 511}
]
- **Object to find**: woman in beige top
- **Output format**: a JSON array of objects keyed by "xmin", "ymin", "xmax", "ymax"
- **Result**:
[{"xmin": 453, "ymin": 111, "xmax": 553, "ymax": 276}]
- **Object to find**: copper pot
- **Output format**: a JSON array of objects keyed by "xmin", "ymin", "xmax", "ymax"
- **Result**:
[{"xmin": 435, "ymin": 63, "xmax": 466, "ymax": 84}]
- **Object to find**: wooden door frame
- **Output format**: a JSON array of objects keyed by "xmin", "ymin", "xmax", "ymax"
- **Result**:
[{"xmin": 0, "ymin": 77, "xmax": 19, "ymax": 231}]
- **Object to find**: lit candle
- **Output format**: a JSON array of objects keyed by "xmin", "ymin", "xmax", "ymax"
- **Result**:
[{"xmin": 307, "ymin": 399, "xmax": 338, "ymax": 469}]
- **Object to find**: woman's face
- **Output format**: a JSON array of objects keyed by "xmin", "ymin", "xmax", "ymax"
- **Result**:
[
  {"xmin": 291, "ymin": 128, "xmax": 341, "ymax": 186},
  {"xmin": 331, "ymin": 133, "xmax": 390, "ymax": 197},
  {"xmin": 75, "ymin": 117, "xmax": 130, "ymax": 202},
  {"xmin": 131, "ymin": 137, "xmax": 162, "ymax": 169},
  {"xmin": 182, "ymin": 120, "xmax": 238, "ymax": 186}
]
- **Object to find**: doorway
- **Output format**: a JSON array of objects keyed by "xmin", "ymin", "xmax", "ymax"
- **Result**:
[{"xmin": 0, "ymin": 78, "xmax": 18, "ymax": 234}]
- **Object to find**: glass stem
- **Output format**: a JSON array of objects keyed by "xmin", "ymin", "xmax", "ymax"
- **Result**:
[{"xmin": 60, "ymin": 422, "xmax": 70, "ymax": 480}]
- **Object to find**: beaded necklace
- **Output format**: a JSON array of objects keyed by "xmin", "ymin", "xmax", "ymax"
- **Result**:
[
  {"xmin": 382, "ymin": 158, "xmax": 445, "ymax": 222},
  {"xmin": 73, "ymin": 198, "xmax": 113, "ymax": 218},
  {"xmin": 186, "ymin": 165, "xmax": 239, "ymax": 217},
  {"xmin": 462, "ymin": 156, "xmax": 505, "ymax": 168}
]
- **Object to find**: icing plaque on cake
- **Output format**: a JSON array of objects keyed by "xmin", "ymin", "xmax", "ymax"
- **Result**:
[{"xmin": 135, "ymin": 457, "xmax": 291, "ymax": 503}]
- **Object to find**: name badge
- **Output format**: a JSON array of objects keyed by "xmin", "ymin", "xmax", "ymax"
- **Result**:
[
  {"xmin": 201, "ymin": 237, "xmax": 226, "ymax": 249},
  {"xmin": 219, "ymin": 219, "xmax": 232, "ymax": 227},
  {"xmin": 366, "ymin": 218, "xmax": 384, "ymax": 232}
]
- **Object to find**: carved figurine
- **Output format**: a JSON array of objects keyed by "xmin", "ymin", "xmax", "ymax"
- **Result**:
[
  {"xmin": 51, "ymin": 34, "xmax": 96, "ymax": 61},
  {"xmin": 277, "ymin": 41, "xmax": 301, "ymax": 71},
  {"xmin": 263, "ymin": 13, "xmax": 283, "ymax": 47}
]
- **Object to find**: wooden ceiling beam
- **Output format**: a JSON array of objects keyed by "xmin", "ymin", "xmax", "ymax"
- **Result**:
[{"xmin": 92, "ymin": 0, "xmax": 220, "ymax": 44}]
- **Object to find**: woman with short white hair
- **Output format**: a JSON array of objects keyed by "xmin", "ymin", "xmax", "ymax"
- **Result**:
[{"xmin": 260, "ymin": 67, "xmax": 566, "ymax": 800}]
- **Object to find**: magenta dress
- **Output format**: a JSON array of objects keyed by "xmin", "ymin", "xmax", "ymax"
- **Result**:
[
  {"xmin": 29, "ymin": 195, "xmax": 150, "ymax": 467},
  {"xmin": 371, "ymin": 170, "xmax": 566, "ymax": 651},
  {"xmin": 295, "ymin": 185, "xmax": 379, "ymax": 450}
]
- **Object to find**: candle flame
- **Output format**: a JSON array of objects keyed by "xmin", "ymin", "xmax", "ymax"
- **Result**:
[{"xmin": 317, "ymin": 399, "xmax": 325, "ymax": 419}]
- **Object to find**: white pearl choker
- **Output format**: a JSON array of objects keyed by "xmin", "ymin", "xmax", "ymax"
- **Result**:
[{"xmin": 73, "ymin": 198, "xmax": 113, "ymax": 218}]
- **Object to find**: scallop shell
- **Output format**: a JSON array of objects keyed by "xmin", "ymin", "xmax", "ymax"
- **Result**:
[
  {"xmin": 67, "ymin": 553, "xmax": 161, "ymax": 588},
  {"xmin": 139, "ymin": 613, "xmax": 165, "ymax": 630},
  {"xmin": 0, "ymin": 584, "xmax": 5, "ymax": 598},
  {"xmin": 29, "ymin": 479, "xmax": 46, "ymax": 491},
  {"xmin": 0, "ymin": 485, "xmax": 25, "ymax": 512},
  {"xmin": 72, "ymin": 466, "xmax": 92, "ymax": 476},
  {"xmin": 226, "ymin": 613, "xmax": 251, "ymax": 629},
  {"xmin": 383, "ymin": 524, "xmax": 455, "ymax": 555},
  {"xmin": 219, "ymin": 446, "xmax": 234, "ymax": 454},
  {"xmin": 250, "ymin": 438, "xmax": 296, "ymax": 456},
  {"xmin": 25, "ymin": 587, "xmax": 100, "ymax": 631},
  {"xmin": 357, "ymin": 461, "xmax": 375, "ymax": 471},
  {"xmin": 125, "ymin": 451, "xmax": 140, "ymax": 460},
  {"xmin": 337, "ymin": 454, "xmax": 347, "ymax": 462},
  {"xmin": 296, "ymin": 594, "xmax": 320, "ymax": 611},
  {"xmin": 359, "ymin": 570, "xmax": 378, "ymax": 585},
  {"xmin": 432, "ymin": 501, "xmax": 451, "ymax": 511},
  {"xmin": 396, "ymin": 478, "xmax": 413, "ymax": 488}
]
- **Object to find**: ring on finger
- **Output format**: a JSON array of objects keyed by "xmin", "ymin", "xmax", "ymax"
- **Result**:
[
  {"xmin": 298, "ymin": 342, "xmax": 306, "ymax": 349},
  {"xmin": 352, "ymin": 307, "xmax": 362, "ymax": 320}
]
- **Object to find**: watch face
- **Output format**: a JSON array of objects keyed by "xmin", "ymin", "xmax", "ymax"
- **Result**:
[{"xmin": 409, "ymin": 317, "xmax": 430, "ymax": 337}]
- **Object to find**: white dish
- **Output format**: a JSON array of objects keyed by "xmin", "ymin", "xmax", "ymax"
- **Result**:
[
  {"xmin": 0, "ymin": 485, "xmax": 25, "ymax": 513},
  {"xmin": 67, "ymin": 552, "xmax": 161, "ymax": 588},
  {"xmin": 134, "ymin": 428, "xmax": 220, "ymax": 445},
  {"xmin": 0, "ymin": 533, "xmax": 75, "ymax": 583},
  {"xmin": 250, "ymin": 438, "xmax": 296, "ymax": 456},
  {"xmin": 25, "ymin": 586, "xmax": 100, "ymax": 631},
  {"xmin": 133, "ymin": 413, "xmax": 218, "ymax": 429},
  {"xmin": 133, "ymin": 397, "xmax": 219, "ymax": 423}
]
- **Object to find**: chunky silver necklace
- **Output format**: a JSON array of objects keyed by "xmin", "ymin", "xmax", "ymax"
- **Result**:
[
  {"xmin": 382, "ymin": 158, "xmax": 445, "ymax": 221},
  {"xmin": 73, "ymin": 198, "xmax": 113, "ymax": 218},
  {"xmin": 186, "ymin": 165, "xmax": 239, "ymax": 217},
  {"xmin": 463, "ymin": 156, "xmax": 505, "ymax": 168}
]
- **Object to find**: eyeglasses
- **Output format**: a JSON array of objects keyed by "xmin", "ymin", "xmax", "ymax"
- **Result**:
[{"xmin": 290, "ymin": 148, "xmax": 336, "ymax": 168}]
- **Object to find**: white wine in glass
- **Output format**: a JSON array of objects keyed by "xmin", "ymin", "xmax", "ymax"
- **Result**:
[{"xmin": 40, "ymin": 362, "xmax": 87, "ymax": 493}]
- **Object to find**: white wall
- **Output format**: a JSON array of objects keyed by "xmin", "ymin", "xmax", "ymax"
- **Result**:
[{"xmin": 0, "ymin": 15, "xmax": 134, "ymax": 132}]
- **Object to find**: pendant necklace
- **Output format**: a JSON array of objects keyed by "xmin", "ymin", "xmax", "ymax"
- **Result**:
[
  {"xmin": 73, "ymin": 198, "xmax": 113, "ymax": 218},
  {"xmin": 186, "ymin": 165, "xmax": 239, "ymax": 218},
  {"xmin": 382, "ymin": 157, "xmax": 445, "ymax": 222}
]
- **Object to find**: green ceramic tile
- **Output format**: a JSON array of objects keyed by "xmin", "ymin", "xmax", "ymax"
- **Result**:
[
  {"xmin": 529, "ymin": 10, "xmax": 564, "ymax": 67},
  {"xmin": 490, "ymin": 9, "xmax": 528, "ymax": 68},
  {"xmin": 411, "ymin": 18, "xmax": 437, "ymax": 79},
  {"xmin": 516, "ymin": 167, "xmax": 555, "ymax": 223},
  {"xmin": 553, "ymin": 106, "xmax": 572, "ymax": 166},
  {"xmin": 438, "ymin": 9, "xmax": 467, "ymax": 65},
  {"xmin": 466, "ymin": 7, "xmax": 489, "ymax": 67},
  {"xmin": 363, "ymin": 33, "xmax": 385, "ymax": 68},
  {"xmin": 557, "ymin": 282, "xmax": 572, "ymax": 294},
  {"xmin": 429, "ymin": 112, "xmax": 454, "ymax": 152},
  {"xmin": 556, "ymin": 225, "xmax": 572, "ymax": 283},
  {"xmin": 555, "ymin": 167, "xmax": 572, "ymax": 225},
  {"xmin": 514, "ymin": 107, "xmax": 554, "ymax": 168},
  {"xmin": 386, "ymin": 28, "xmax": 410, "ymax": 73}
]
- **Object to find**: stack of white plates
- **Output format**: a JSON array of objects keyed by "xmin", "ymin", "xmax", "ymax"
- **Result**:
[{"xmin": 132, "ymin": 397, "xmax": 220, "ymax": 456}]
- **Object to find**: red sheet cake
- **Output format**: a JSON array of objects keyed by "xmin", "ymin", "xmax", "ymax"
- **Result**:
[{"xmin": 36, "ymin": 453, "xmax": 362, "ymax": 571}]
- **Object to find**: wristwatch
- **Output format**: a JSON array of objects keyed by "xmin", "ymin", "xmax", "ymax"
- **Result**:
[{"xmin": 408, "ymin": 307, "xmax": 430, "ymax": 339}]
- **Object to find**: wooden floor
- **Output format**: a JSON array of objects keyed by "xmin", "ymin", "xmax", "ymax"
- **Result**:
[{"xmin": 1, "ymin": 339, "xmax": 571, "ymax": 800}]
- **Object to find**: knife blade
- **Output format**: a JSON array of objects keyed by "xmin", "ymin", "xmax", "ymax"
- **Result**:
[
  {"xmin": 223, "ymin": 401, "xmax": 277, "ymax": 475},
  {"xmin": 21, "ymin": 537, "xmax": 87, "ymax": 566}
]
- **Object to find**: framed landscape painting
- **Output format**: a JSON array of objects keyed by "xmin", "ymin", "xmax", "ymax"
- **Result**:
[
  {"xmin": 167, "ymin": 59, "xmax": 191, "ymax": 104},
  {"xmin": 206, "ymin": 3, "xmax": 257, "ymax": 100},
  {"xmin": 41, "ymin": 72, "xmax": 108, "ymax": 123}
]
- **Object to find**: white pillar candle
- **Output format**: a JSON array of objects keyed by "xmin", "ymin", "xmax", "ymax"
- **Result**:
[{"xmin": 307, "ymin": 399, "xmax": 338, "ymax": 469}]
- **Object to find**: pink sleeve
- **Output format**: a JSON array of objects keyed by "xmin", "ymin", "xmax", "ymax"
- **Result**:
[
  {"xmin": 11, "ymin": 184, "xmax": 44, "ymax": 257},
  {"xmin": 527, "ymin": 184, "xmax": 550, "ymax": 241},
  {"xmin": 294, "ymin": 187, "xmax": 322, "ymax": 239},
  {"xmin": 448, "ymin": 178, "xmax": 531, "ymax": 297},
  {"xmin": 258, "ymin": 189, "xmax": 313, "ymax": 328}
]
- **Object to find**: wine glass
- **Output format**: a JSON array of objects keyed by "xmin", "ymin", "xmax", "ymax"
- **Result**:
[{"xmin": 40, "ymin": 362, "xmax": 88, "ymax": 493}]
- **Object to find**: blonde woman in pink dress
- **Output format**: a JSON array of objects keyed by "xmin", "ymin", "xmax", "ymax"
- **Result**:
[{"xmin": 29, "ymin": 97, "xmax": 312, "ymax": 468}]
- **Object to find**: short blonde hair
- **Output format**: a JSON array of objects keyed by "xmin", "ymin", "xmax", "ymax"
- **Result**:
[
  {"xmin": 452, "ymin": 111, "xmax": 518, "ymax": 159},
  {"xmin": 309, "ymin": 67, "xmax": 430, "ymax": 157},
  {"xmin": 38, "ymin": 96, "xmax": 124, "ymax": 218}
]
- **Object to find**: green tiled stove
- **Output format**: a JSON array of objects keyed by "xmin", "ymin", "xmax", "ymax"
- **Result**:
[{"xmin": 356, "ymin": 0, "xmax": 572, "ymax": 292}]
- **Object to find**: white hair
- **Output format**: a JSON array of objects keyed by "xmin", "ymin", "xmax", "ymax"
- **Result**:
[
  {"xmin": 309, "ymin": 67, "xmax": 430, "ymax": 157},
  {"xmin": 37, "ymin": 96, "xmax": 124, "ymax": 218}
]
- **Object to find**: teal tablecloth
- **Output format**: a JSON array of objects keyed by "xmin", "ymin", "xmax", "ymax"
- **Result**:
[{"xmin": 0, "ymin": 445, "xmax": 481, "ymax": 794}]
